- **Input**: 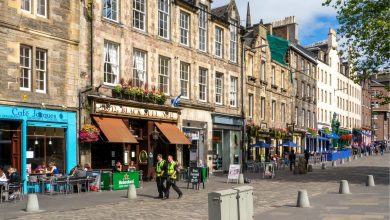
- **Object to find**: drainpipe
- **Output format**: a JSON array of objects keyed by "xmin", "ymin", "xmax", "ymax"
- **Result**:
[
  {"xmin": 90, "ymin": 0, "xmax": 94, "ymax": 88},
  {"xmin": 240, "ymin": 30, "xmax": 246, "ymax": 172}
]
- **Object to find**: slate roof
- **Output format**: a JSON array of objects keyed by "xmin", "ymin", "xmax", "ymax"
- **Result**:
[{"xmin": 211, "ymin": 4, "xmax": 229, "ymax": 20}]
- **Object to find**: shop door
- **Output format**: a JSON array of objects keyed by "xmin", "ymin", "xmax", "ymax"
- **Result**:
[{"xmin": 12, "ymin": 127, "xmax": 21, "ymax": 173}]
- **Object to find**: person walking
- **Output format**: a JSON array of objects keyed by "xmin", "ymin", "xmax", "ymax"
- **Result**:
[
  {"xmin": 165, "ymin": 155, "xmax": 182, "ymax": 199},
  {"xmin": 155, "ymin": 154, "xmax": 166, "ymax": 199},
  {"xmin": 289, "ymin": 150, "xmax": 296, "ymax": 172}
]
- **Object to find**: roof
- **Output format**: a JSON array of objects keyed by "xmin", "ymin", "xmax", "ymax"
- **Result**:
[
  {"xmin": 211, "ymin": 4, "xmax": 229, "ymax": 20},
  {"xmin": 291, "ymin": 43, "xmax": 318, "ymax": 64}
]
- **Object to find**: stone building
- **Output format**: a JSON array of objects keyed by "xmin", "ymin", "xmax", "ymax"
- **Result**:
[
  {"xmin": 371, "ymin": 71, "xmax": 390, "ymax": 142},
  {"xmin": 306, "ymin": 28, "xmax": 363, "ymax": 150},
  {"xmin": 0, "ymin": 0, "xmax": 80, "ymax": 189},
  {"xmin": 243, "ymin": 13, "xmax": 293, "ymax": 161},
  {"xmin": 78, "ymin": 0, "xmax": 243, "ymax": 175},
  {"xmin": 361, "ymin": 80, "xmax": 372, "ymax": 145},
  {"xmin": 268, "ymin": 17, "xmax": 318, "ymax": 153}
]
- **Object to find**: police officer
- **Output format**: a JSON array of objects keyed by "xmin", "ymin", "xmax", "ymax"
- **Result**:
[
  {"xmin": 155, "ymin": 154, "xmax": 166, "ymax": 199},
  {"xmin": 165, "ymin": 155, "xmax": 183, "ymax": 199}
]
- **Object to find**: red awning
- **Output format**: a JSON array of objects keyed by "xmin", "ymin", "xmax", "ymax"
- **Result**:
[
  {"xmin": 93, "ymin": 116, "xmax": 138, "ymax": 143},
  {"xmin": 154, "ymin": 122, "xmax": 191, "ymax": 145}
]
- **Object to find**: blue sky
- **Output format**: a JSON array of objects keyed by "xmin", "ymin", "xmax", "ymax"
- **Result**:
[{"xmin": 212, "ymin": 0, "xmax": 340, "ymax": 46}]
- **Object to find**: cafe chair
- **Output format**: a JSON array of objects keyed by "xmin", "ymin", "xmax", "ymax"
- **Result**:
[
  {"xmin": 27, "ymin": 176, "xmax": 40, "ymax": 193},
  {"xmin": 6, "ymin": 180, "xmax": 25, "ymax": 203}
]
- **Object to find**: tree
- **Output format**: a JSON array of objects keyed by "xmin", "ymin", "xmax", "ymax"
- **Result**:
[{"xmin": 324, "ymin": 0, "xmax": 390, "ymax": 103}]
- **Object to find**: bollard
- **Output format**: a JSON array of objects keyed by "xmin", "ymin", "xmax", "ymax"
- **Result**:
[
  {"xmin": 26, "ymin": 194, "xmax": 40, "ymax": 212},
  {"xmin": 347, "ymin": 157, "xmax": 351, "ymax": 162},
  {"xmin": 127, "ymin": 183, "xmax": 137, "ymax": 200},
  {"xmin": 239, "ymin": 173, "xmax": 244, "ymax": 184},
  {"xmin": 353, "ymin": 155, "xmax": 357, "ymax": 160},
  {"xmin": 340, "ymin": 159, "xmax": 344, "ymax": 164},
  {"xmin": 339, "ymin": 180, "xmax": 351, "ymax": 194},
  {"xmin": 321, "ymin": 163, "xmax": 326, "ymax": 169},
  {"xmin": 307, "ymin": 164, "xmax": 313, "ymax": 172},
  {"xmin": 296, "ymin": 190, "xmax": 310, "ymax": 208},
  {"xmin": 366, "ymin": 175, "xmax": 375, "ymax": 187},
  {"xmin": 332, "ymin": 160, "xmax": 337, "ymax": 167}
]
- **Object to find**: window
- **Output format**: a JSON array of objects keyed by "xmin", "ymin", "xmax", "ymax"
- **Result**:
[
  {"xmin": 312, "ymin": 112, "xmax": 316, "ymax": 127},
  {"xmin": 271, "ymin": 66, "xmax": 275, "ymax": 85},
  {"xmin": 324, "ymin": 110, "xmax": 327, "ymax": 123},
  {"xmin": 281, "ymin": 70, "xmax": 285, "ymax": 89},
  {"xmin": 198, "ymin": 4, "xmax": 207, "ymax": 52},
  {"xmin": 20, "ymin": 46, "xmax": 31, "ymax": 91},
  {"xmin": 329, "ymin": 74, "xmax": 332, "ymax": 85},
  {"xmin": 215, "ymin": 73, "xmax": 223, "ymax": 105},
  {"xmin": 103, "ymin": 0, "xmax": 118, "ymax": 22},
  {"xmin": 307, "ymin": 110, "xmax": 311, "ymax": 127},
  {"xmin": 215, "ymin": 27, "xmax": 223, "ymax": 57},
  {"xmin": 330, "ymin": 93, "xmax": 332, "ymax": 104},
  {"xmin": 36, "ymin": 49, "xmax": 47, "ymax": 93},
  {"xmin": 301, "ymin": 82, "xmax": 305, "ymax": 97},
  {"xmin": 302, "ymin": 109, "xmax": 305, "ymax": 127},
  {"xmin": 230, "ymin": 76, "xmax": 237, "ymax": 107},
  {"xmin": 158, "ymin": 56, "xmax": 170, "ymax": 94},
  {"xmin": 21, "ymin": 0, "xmax": 31, "ymax": 12},
  {"xmin": 325, "ymin": 72, "xmax": 328, "ymax": 84},
  {"xmin": 248, "ymin": 54, "xmax": 253, "ymax": 76},
  {"xmin": 307, "ymin": 85, "xmax": 310, "ymax": 97},
  {"xmin": 180, "ymin": 62, "xmax": 190, "ymax": 98},
  {"xmin": 37, "ymin": 0, "xmax": 47, "ymax": 17},
  {"xmin": 260, "ymin": 60, "xmax": 266, "ymax": 81},
  {"xmin": 199, "ymin": 68, "xmax": 207, "ymax": 101},
  {"xmin": 271, "ymin": 100, "xmax": 276, "ymax": 121},
  {"xmin": 229, "ymin": 21, "xmax": 237, "ymax": 62},
  {"xmin": 281, "ymin": 103, "xmax": 285, "ymax": 123},
  {"xmin": 133, "ymin": 49, "xmax": 146, "ymax": 87},
  {"xmin": 261, "ymin": 97, "xmax": 265, "ymax": 119},
  {"xmin": 248, "ymin": 94, "xmax": 253, "ymax": 118},
  {"xmin": 104, "ymin": 41, "xmax": 119, "ymax": 85},
  {"xmin": 261, "ymin": 38, "xmax": 266, "ymax": 52},
  {"xmin": 301, "ymin": 58, "xmax": 305, "ymax": 72},
  {"xmin": 158, "ymin": 0, "xmax": 170, "ymax": 39},
  {"xmin": 133, "ymin": 0, "xmax": 146, "ymax": 31},
  {"xmin": 295, "ymin": 107, "xmax": 298, "ymax": 125},
  {"xmin": 321, "ymin": 109, "xmax": 324, "ymax": 122},
  {"xmin": 325, "ymin": 91, "xmax": 327, "ymax": 103},
  {"xmin": 180, "ymin": 11, "xmax": 190, "ymax": 45}
]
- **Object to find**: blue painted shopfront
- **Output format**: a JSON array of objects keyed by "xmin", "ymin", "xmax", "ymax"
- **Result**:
[{"xmin": 0, "ymin": 106, "xmax": 77, "ymax": 193}]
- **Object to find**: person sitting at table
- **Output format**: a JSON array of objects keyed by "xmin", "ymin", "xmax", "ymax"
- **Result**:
[
  {"xmin": 7, "ymin": 167, "xmax": 21, "ymax": 200},
  {"xmin": 46, "ymin": 162, "xmax": 59, "ymax": 175},
  {"xmin": 128, "ymin": 161, "xmax": 136, "ymax": 172},
  {"xmin": 69, "ymin": 164, "xmax": 81, "ymax": 176},
  {"xmin": 113, "ymin": 161, "xmax": 122, "ymax": 172},
  {"xmin": 84, "ymin": 163, "xmax": 92, "ymax": 171},
  {"xmin": 34, "ymin": 163, "xmax": 47, "ymax": 174},
  {"xmin": 0, "ymin": 168, "xmax": 7, "ymax": 180}
]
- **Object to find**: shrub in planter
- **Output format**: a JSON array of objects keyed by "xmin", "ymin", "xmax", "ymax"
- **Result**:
[
  {"xmin": 155, "ymin": 91, "xmax": 167, "ymax": 105},
  {"xmin": 112, "ymin": 85, "xmax": 122, "ymax": 98}
]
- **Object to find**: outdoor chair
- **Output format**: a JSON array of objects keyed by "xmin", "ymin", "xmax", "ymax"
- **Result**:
[{"xmin": 27, "ymin": 176, "xmax": 40, "ymax": 193}]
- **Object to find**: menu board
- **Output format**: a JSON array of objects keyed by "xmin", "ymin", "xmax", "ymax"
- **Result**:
[{"xmin": 189, "ymin": 167, "xmax": 201, "ymax": 184}]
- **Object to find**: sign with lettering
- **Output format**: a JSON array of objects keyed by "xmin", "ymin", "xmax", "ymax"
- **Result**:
[
  {"xmin": 0, "ymin": 106, "xmax": 68, "ymax": 123},
  {"xmin": 112, "ymin": 171, "xmax": 140, "ymax": 190},
  {"xmin": 95, "ymin": 103, "xmax": 178, "ymax": 121},
  {"xmin": 227, "ymin": 164, "xmax": 240, "ymax": 181},
  {"xmin": 188, "ymin": 167, "xmax": 201, "ymax": 184}
]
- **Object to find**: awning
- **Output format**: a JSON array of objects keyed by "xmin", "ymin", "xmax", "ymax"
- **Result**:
[
  {"xmin": 319, "ymin": 130, "xmax": 339, "ymax": 139},
  {"xmin": 317, "ymin": 136, "xmax": 329, "ymax": 141},
  {"xmin": 93, "ymin": 116, "xmax": 138, "ymax": 143},
  {"xmin": 155, "ymin": 122, "xmax": 191, "ymax": 145},
  {"xmin": 356, "ymin": 130, "xmax": 372, "ymax": 137},
  {"xmin": 251, "ymin": 141, "xmax": 271, "ymax": 148}
]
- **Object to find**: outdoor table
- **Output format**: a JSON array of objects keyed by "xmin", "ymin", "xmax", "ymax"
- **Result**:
[{"xmin": 0, "ymin": 180, "xmax": 9, "ymax": 202}]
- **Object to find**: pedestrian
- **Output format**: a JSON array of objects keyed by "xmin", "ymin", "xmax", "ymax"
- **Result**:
[
  {"xmin": 165, "ymin": 155, "xmax": 182, "ymax": 199},
  {"xmin": 304, "ymin": 150, "xmax": 310, "ymax": 170},
  {"xmin": 289, "ymin": 150, "xmax": 296, "ymax": 171},
  {"xmin": 380, "ymin": 143, "xmax": 385, "ymax": 156},
  {"xmin": 155, "ymin": 154, "xmax": 166, "ymax": 199}
]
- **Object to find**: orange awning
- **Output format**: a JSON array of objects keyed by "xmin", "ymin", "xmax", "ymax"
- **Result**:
[
  {"xmin": 154, "ymin": 122, "xmax": 191, "ymax": 145},
  {"xmin": 93, "ymin": 116, "xmax": 138, "ymax": 143}
]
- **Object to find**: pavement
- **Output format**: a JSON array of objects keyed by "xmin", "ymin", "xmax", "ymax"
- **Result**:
[{"xmin": 0, "ymin": 153, "xmax": 389, "ymax": 220}]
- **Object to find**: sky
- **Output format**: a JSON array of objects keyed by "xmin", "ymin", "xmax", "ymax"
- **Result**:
[{"xmin": 212, "ymin": 0, "xmax": 340, "ymax": 46}]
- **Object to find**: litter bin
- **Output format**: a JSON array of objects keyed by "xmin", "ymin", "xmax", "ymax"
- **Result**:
[
  {"xmin": 100, "ymin": 171, "xmax": 111, "ymax": 190},
  {"xmin": 208, "ymin": 189, "xmax": 238, "ymax": 220},
  {"xmin": 234, "ymin": 186, "xmax": 254, "ymax": 220}
]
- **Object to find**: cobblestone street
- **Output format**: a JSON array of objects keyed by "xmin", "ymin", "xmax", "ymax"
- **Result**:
[{"xmin": 1, "ymin": 153, "xmax": 389, "ymax": 220}]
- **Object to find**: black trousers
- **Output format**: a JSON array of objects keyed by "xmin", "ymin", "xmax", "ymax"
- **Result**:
[
  {"xmin": 165, "ymin": 178, "xmax": 182, "ymax": 198},
  {"xmin": 156, "ymin": 176, "xmax": 166, "ymax": 197}
]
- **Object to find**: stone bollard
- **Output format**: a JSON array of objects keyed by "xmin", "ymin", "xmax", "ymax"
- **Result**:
[
  {"xmin": 308, "ymin": 164, "xmax": 313, "ymax": 172},
  {"xmin": 347, "ymin": 157, "xmax": 351, "ymax": 162},
  {"xmin": 366, "ymin": 175, "xmax": 375, "ymax": 187},
  {"xmin": 340, "ymin": 159, "xmax": 344, "ymax": 164},
  {"xmin": 296, "ymin": 190, "xmax": 310, "ymax": 208},
  {"xmin": 353, "ymin": 155, "xmax": 357, "ymax": 160},
  {"xmin": 321, "ymin": 163, "xmax": 326, "ymax": 169},
  {"xmin": 332, "ymin": 160, "xmax": 337, "ymax": 167},
  {"xmin": 339, "ymin": 180, "xmax": 351, "ymax": 194},
  {"xmin": 26, "ymin": 194, "xmax": 40, "ymax": 212},
  {"xmin": 127, "ymin": 183, "xmax": 137, "ymax": 200},
  {"xmin": 239, "ymin": 173, "xmax": 244, "ymax": 184}
]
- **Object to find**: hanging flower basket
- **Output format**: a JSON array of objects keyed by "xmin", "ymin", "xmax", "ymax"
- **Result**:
[
  {"xmin": 79, "ymin": 124, "xmax": 100, "ymax": 143},
  {"xmin": 307, "ymin": 128, "xmax": 317, "ymax": 137}
]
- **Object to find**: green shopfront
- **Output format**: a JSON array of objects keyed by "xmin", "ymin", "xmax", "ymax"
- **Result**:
[{"xmin": 0, "ymin": 106, "xmax": 77, "ymax": 192}]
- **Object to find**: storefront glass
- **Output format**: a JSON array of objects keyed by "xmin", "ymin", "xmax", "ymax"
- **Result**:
[{"xmin": 212, "ymin": 130, "xmax": 223, "ymax": 170}]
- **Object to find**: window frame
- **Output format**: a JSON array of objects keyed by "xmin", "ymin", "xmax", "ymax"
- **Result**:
[
  {"xmin": 180, "ymin": 62, "xmax": 190, "ymax": 99},
  {"xmin": 271, "ymin": 66, "xmax": 275, "ymax": 85},
  {"xmin": 158, "ymin": 56, "xmax": 170, "ymax": 95},
  {"xmin": 103, "ymin": 0, "xmax": 119, "ymax": 22},
  {"xmin": 271, "ymin": 100, "xmax": 276, "ymax": 121},
  {"xmin": 260, "ymin": 97, "xmax": 265, "ymax": 120},
  {"xmin": 229, "ymin": 21, "xmax": 237, "ymax": 63},
  {"xmin": 215, "ymin": 72, "xmax": 223, "ymax": 105},
  {"xmin": 35, "ymin": 48, "xmax": 47, "ymax": 93},
  {"xmin": 20, "ymin": 45, "xmax": 32, "ymax": 91},
  {"xmin": 133, "ymin": 49, "xmax": 147, "ymax": 87},
  {"xmin": 198, "ymin": 4, "xmax": 207, "ymax": 52},
  {"xmin": 215, "ymin": 26, "xmax": 223, "ymax": 58},
  {"xmin": 281, "ymin": 70, "xmax": 285, "ymax": 89},
  {"xmin": 179, "ymin": 11, "xmax": 190, "ymax": 46},
  {"xmin": 229, "ymin": 76, "xmax": 237, "ymax": 107},
  {"xmin": 37, "ymin": 0, "xmax": 47, "ymax": 17},
  {"xmin": 21, "ymin": 0, "xmax": 31, "ymax": 13},
  {"xmin": 158, "ymin": 0, "xmax": 170, "ymax": 39},
  {"xmin": 260, "ymin": 60, "xmax": 266, "ymax": 81},
  {"xmin": 199, "ymin": 68, "xmax": 208, "ymax": 102},
  {"xmin": 248, "ymin": 94, "xmax": 253, "ymax": 118},
  {"xmin": 103, "ymin": 41, "xmax": 120, "ymax": 85},
  {"xmin": 133, "ymin": 0, "xmax": 146, "ymax": 31},
  {"xmin": 281, "ymin": 103, "xmax": 285, "ymax": 123}
]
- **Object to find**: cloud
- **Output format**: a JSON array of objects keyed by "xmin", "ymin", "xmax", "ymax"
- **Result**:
[{"xmin": 212, "ymin": 0, "xmax": 339, "ymax": 45}]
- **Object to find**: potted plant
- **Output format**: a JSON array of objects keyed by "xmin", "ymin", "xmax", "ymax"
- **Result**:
[
  {"xmin": 155, "ymin": 91, "xmax": 167, "ymax": 105},
  {"xmin": 79, "ymin": 124, "xmax": 100, "ymax": 143},
  {"xmin": 112, "ymin": 85, "xmax": 122, "ymax": 99}
]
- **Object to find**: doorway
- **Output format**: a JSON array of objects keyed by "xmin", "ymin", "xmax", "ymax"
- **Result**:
[{"xmin": 0, "ymin": 121, "xmax": 21, "ymax": 172}]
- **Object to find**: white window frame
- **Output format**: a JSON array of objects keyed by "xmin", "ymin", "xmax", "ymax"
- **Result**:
[
  {"xmin": 301, "ymin": 82, "xmax": 305, "ymax": 98},
  {"xmin": 307, "ymin": 84, "xmax": 310, "ymax": 97},
  {"xmin": 133, "ymin": 0, "xmax": 146, "ymax": 31},
  {"xmin": 158, "ymin": 0, "xmax": 170, "ymax": 39},
  {"xmin": 307, "ymin": 110, "xmax": 311, "ymax": 127},
  {"xmin": 229, "ymin": 21, "xmax": 237, "ymax": 63},
  {"xmin": 271, "ymin": 100, "xmax": 276, "ymax": 121},
  {"xmin": 37, "ymin": 0, "xmax": 47, "ymax": 17},
  {"xmin": 248, "ymin": 94, "xmax": 253, "ymax": 118},
  {"xmin": 21, "ymin": 0, "xmax": 31, "ymax": 12},
  {"xmin": 229, "ymin": 76, "xmax": 237, "ymax": 107},
  {"xmin": 103, "ymin": 41, "xmax": 119, "ymax": 85},
  {"xmin": 295, "ymin": 107, "xmax": 298, "ymax": 125},
  {"xmin": 271, "ymin": 66, "xmax": 275, "ymax": 85},
  {"xmin": 302, "ymin": 109, "xmax": 305, "ymax": 127},
  {"xmin": 215, "ymin": 72, "xmax": 223, "ymax": 105},
  {"xmin": 198, "ymin": 4, "xmax": 207, "ymax": 52},
  {"xmin": 281, "ymin": 103, "xmax": 285, "ymax": 123},
  {"xmin": 20, "ymin": 46, "xmax": 31, "ymax": 91},
  {"xmin": 215, "ymin": 27, "xmax": 223, "ymax": 57},
  {"xmin": 103, "ymin": 0, "xmax": 119, "ymax": 22},
  {"xmin": 199, "ymin": 68, "xmax": 208, "ymax": 102},
  {"xmin": 281, "ymin": 70, "xmax": 285, "ymax": 89},
  {"xmin": 158, "ymin": 56, "xmax": 170, "ymax": 95},
  {"xmin": 261, "ymin": 97, "xmax": 265, "ymax": 120},
  {"xmin": 133, "ymin": 49, "xmax": 147, "ymax": 87},
  {"xmin": 180, "ymin": 11, "xmax": 190, "ymax": 46},
  {"xmin": 36, "ymin": 49, "xmax": 47, "ymax": 93},
  {"xmin": 180, "ymin": 62, "xmax": 190, "ymax": 99}
]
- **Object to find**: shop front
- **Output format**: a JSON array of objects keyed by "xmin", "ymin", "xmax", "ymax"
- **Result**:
[
  {"xmin": 83, "ymin": 96, "xmax": 190, "ymax": 180},
  {"xmin": 211, "ymin": 114, "xmax": 243, "ymax": 172},
  {"xmin": 0, "ymin": 105, "xmax": 77, "ymax": 192}
]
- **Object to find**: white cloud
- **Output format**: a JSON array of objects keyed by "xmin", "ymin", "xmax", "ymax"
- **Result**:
[{"xmin": 212, "ymin": 0, "xmax": 338, "ymax": 44}]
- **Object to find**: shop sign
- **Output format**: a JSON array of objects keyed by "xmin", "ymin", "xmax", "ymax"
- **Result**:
[
  {"xmin": 95, "ymin": 103, "xmax": 178, "ymax": 121},
  {"xmin": 227, "ymin": 164, "xmax": 240, "ymax": 183},
  {"xmin": 0, "ymin": 107, "xmax": 68, "ymax": 122}
]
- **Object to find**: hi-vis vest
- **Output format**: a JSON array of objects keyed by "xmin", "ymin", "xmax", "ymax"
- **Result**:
[
  {"xmin": 156, "ymin": 160, "xmax": 165, "ymax": 177},
  {"xmin": 167, "ymin": 162, "xmax": 177, "ymax": 180}
]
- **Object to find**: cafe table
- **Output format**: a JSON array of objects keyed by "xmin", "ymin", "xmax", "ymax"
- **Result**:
[{"xmin": 0, "ymin": 179, "xmax": 9, "ymax": 202}]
